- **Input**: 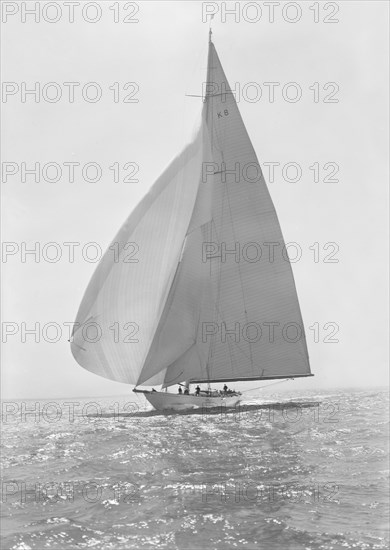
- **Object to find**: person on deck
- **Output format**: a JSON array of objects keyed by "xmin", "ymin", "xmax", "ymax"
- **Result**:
[
  {"xmin": 178, "ymin": 386, "xmax": 182, "ymax": 394},
  {"xmin": 223, "ymin": 384, "xmax": 228, "ymax": 393},
  {"xmin": 195, "ymin": 385, "xmax": 201, "ymax": 396},
  {"xmin": 184, "ymin": 388, "xmax": 189, "ymax": 395}
]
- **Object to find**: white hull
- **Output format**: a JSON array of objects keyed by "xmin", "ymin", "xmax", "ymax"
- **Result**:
[{"xmin": 141, "ymin": 391, "xmax": 241, "ymax": 411}]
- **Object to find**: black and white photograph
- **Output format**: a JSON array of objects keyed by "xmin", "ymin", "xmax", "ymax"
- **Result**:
[{"xmin": 1, "ymin": 1, "xmax": 389, "ymax": 548}]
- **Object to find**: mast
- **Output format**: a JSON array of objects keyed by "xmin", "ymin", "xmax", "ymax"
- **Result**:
[
  {"xmin": 204, "ymin": 25, "xmax": 214, "ymax": 385},
  {"xmin": 204, "ymin": 29, "xmax": 253, "ymax": 385}
]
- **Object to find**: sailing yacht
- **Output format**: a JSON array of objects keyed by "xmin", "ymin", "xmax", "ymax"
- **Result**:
[{"xmin": 71, "ymin": 32, "xmax": 312, "ymax": 411}]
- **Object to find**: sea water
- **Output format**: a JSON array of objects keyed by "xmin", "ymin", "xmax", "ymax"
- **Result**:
[{"xmin": 1, "ymin": 388, "xmax": 389, "ymax": 549}]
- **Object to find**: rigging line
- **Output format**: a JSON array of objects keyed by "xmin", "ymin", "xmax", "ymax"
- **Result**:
[
  {"xmin": 224, "ymin": 165, "xmax": 254, "ymax": 371},
  {"xmin": 202, "ymin": 307, "xmax": 296, "ymax": 385},
  {"xmin": 241, "ymin": 379, "xmax": 292, "ymax": 393},
  {"xmin": 205, "ymin": 222, "xmax": 215, "ymax": 380},
  {"xmin": 194, "ymin": 232, "xmax": 214, "ymax": 380},
  {"xmin": 210, "ymin": 216, "xmax": 222, "ymax": 247},
  {"xmin": 72, "ymin": 315, "xmax": 99, "ymax": 337},
  {"xmin": 202, "ymin": 221, "xmax": 217, "ymax": 379},
  {"xmin": 205, "ymin": 42, "xmax": 219, "ymax": 379},
  {"xmin": 208, "ymin": 222, "xmax": 223, "ymax": 379},
  {"xmin": 137, "ymin": 238, "xmax": 185, "ymax": 386},
  {"xmin": 164, "ymin": 371, "xmax": 185, "ymax": 387},
  {"xmin": 213, "ymin": 297, "xmax": 244, "ymax": 382},
  {"xmin": 212, "ymin": 158, "xmax": 227, "ymax": 366},
  {"xmin": 205, "ymin": 47, "xmax": 253, "ymax": 371},
  {"xmin": 226, "ymin": 324, "xmax": 240, "ymax": 378},
  {"xmin": 207, "ymin": 206, "xmax": 229, "ymax": 377},
  {"xmin": 212, "ymin": 302, "xmax": 256, "ymax": 380},
  {"xmin": 206, "ymin": 192, "xmax": 230, "ymax": 378},
  {"xmin": 209, "ymin": 152, "xmax": 243, "ymax": 381},
  {"xmin": 206, "ymin": 40, "xmax": 214, "ymax": 153}
]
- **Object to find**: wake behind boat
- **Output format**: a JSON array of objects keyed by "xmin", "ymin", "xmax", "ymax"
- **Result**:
[{"xmin": 71, "ymin": 30, "xmax": 313, "ymax": 412}]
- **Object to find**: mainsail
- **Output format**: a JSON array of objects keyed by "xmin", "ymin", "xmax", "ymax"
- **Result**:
[{"xmin": 71, "ymin": 37, "xmax": 311, "ymax": 388}]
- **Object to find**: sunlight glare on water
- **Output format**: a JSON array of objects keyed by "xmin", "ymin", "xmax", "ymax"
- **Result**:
[{"xmin": 1, "ymin": 388, "xmax": 389, "ymax": 549}]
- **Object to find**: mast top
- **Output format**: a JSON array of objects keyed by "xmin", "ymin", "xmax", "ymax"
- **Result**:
[{"xmin": 209, "ymin": 14, "xmax": 214, "ymax": 43}]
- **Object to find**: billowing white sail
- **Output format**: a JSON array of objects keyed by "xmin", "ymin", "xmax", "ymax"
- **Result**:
[
  {"xmin": 71, "ymin": 129, "xmax": 205, "ymax": 384},
  {"xmin": 71, "ymin": 38, "xmax": 311, "ymax": 388}
]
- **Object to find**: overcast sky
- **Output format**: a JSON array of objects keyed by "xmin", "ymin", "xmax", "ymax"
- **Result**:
[{"xmin": 1, "ymin": 1, "xmax": 388, "ymax": 399}]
